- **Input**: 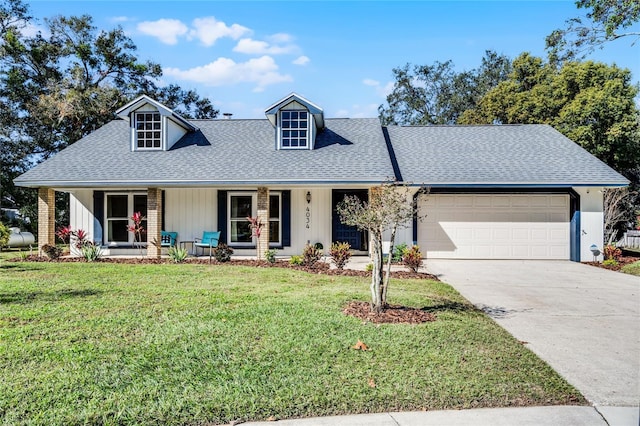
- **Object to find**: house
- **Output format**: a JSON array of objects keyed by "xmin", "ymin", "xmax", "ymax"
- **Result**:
[{"xmin": 14, "ymin": 93, "xmax": 628, "ymax": 262}]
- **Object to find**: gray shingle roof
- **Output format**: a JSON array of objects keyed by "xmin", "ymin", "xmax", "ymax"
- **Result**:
[
  {"xmin": 15, "ymin": 120, "xmax": 628, "ymax": 188},
  {"xmin": 387, "ymin": 124, "xmax": 628, "ymax": 186},
  {"xmin": 15, "ymin": 118, "xmax": 396, "ymax": 187}
]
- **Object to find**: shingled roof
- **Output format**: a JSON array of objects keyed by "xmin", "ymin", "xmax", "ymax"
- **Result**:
[{"xmin": 14, "ymin": 119, "xmax": 628, "ymax": 188}]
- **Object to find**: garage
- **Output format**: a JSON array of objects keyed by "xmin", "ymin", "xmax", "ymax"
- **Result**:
[{"xmin": 417, "ymin": 194, "xmax": 570, "ymax": 259}]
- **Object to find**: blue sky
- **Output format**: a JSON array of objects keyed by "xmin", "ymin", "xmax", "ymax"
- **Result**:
[{"xmin": 27, "ymin": 1, "xmax": 640, "ymax": 119}]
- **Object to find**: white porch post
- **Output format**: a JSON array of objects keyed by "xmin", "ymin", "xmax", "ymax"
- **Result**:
[{"xmin": 147, "ymin": 188, "xmax": 162, "ymax": 258}]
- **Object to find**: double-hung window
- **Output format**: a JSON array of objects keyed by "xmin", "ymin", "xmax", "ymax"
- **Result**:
[
  {"xmin": 228, "ymin": 192, "xmax": 281, "ymax": 246},
  {"xmin": 280, "ymin": 110, "xmax": 308, "ymax": 148},
  {"xmin": 105, "ymin": 193, "xmax": 147, "ymax": 245},
  {"xmin": 135, "ymin": 112, "xmax": 162, "ymax": 149}
]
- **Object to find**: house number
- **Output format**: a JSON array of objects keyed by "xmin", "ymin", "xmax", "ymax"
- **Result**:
[{"xmin": 306, "ymin": 206, "xmax": 310, "ymax": 229}]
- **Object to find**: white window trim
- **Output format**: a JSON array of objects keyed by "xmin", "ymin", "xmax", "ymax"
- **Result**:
[
  {"xmin": 133, "ymin": 111, "xmax": 163, "ymax": 151},
  {"xmin": 278, "ymin": 110, "xmax": 309, "ymax": 150},
  {"xmin": 104, "ymin": 192, "xmax": 147, "ymax": 246},
  {"xmin": 227, "ymin": 191, "xmax": 281, "ymax": 247}
]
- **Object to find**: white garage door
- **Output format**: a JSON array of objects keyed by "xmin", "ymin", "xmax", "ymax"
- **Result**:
[{"xmin": 418, "ymin": 194, "xmax": 570, "ymax": 259}]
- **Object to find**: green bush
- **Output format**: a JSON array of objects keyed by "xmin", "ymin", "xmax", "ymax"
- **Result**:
[
  {"xmin": 402, "ymin": 245, "xmax": 423, "ymax": 273},
  {"xmin": 392, "ymin": 242, "xmax": 408, "ymax": 263},
  {"xmin": 302, "ymin": 243, "xmax": 322, "ymax": 267},
  {"xmin": 42, "ymin": 244, "xmax": 63, "ymax": 260},
  {"xmin": 365, "ymin": 263, "xmax": 373, "ymax": 272},
  {"xmin": 81, "ymin": 242, "xmax": 103, "ymax": 262},
  {"xmin": 264, "ymin": 248, "xmax": 277, "ymax": 264},
  {"xmin": 602, "ymin": 259, "xmax": 619, "ymax": 268},
  {"xmin": 213, "ymin": 243, "xmax": 234, "ymax": 262},
  {"xmin": 0, "ymin": 222, "xmax": 10, "ymax": 248},
  {"xmin": 168, "ymin": 246, "xmax": 188, "ymax": 263},
  {"xmin": 289, "ymin": 255, "xmax": 303, "ymax": 266},
  {"xmin": 329, "ymin": 241, "xmax": 351, "ymax": 270}
]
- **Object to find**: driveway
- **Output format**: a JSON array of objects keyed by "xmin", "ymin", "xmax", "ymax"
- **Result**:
[{"xmin": 426, "ymin": 260, "xmax": 640, "ymax": 410}]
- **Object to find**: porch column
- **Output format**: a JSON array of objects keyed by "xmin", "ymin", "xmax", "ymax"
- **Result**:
[
  {"xmin": 257, "ymin": 187, "xmax": 269, "ymax": 260},
  {"xmin": 147, "ymin": 188, "xmax": 162, "ymax": 258},
  {"xmin": 37, "ymin": 187, "xmax": 56, "ymax": 253}
]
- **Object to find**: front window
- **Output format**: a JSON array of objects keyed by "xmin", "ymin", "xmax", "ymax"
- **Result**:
[
  {"xmin": 281, "ymin": 110, "xmax": 308, "ymax": 148},
  {"xmin": 105, "ymin": 193, "xmax": 147, "ymax": 245},
  {"xmin": 228, "ymin": 192, "xmax": 281, "ymax": 246},
  {"xmin": 135, "ymin": 112, "xmax": 162, "ymax": 149}
]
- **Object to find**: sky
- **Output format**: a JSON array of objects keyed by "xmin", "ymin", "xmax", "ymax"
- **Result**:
[{"xmin": 25, "ymin": 0, "xmax": 640, "ymax": 119}]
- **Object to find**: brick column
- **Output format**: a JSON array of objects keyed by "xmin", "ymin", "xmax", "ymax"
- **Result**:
[
  {"xmin": 256, "ymin": 187, "xmax": 269, "ymax": 260},
  {"xmin": 37, "ymin": 187, "xmax": 56, "ymax": 254},
  {"xmin": 147, "ymin": 188, "xmax": 162, "ymax": 258}
]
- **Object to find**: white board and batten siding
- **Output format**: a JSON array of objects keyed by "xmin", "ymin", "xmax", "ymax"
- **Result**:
[
  {"xmin": 417, "ymin": 194, "xmax": 570, "ymax": 260},
  {"xmin": 164, "ymin": 188, "xmax": 217, "ymax": 244}
]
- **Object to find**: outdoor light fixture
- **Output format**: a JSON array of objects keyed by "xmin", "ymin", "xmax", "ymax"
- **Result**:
[
  {"xmin": 306, "ymin": 191, "xmax": 311, "ymax": 204},
  {"xmin": 590, "ymin": 244, "xmax": 601, "ymax": 261}
]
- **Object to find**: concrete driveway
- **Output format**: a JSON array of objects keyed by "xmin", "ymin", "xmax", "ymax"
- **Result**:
[{"xmin": 426, "ymin": 260, "xmax": 639, "ymax": 412}]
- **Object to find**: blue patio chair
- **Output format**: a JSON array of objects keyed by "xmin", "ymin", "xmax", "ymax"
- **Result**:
[
  {"xmin": 160, "ymin": 231, "xmax": 178, "ymax": 248},
  {"xmin": 194, "ymin": 231, "xmax": 221, "ymax": 261}
]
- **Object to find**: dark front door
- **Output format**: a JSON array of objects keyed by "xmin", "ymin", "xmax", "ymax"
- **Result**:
[{"xmin": 332, "ymin": 189, "xmax": 368, "ymax": 251}]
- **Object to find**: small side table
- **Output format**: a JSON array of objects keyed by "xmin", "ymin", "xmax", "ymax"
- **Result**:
[{"xmin": 180, "ymin": 240, "xmax": 195, "ymax": 255}]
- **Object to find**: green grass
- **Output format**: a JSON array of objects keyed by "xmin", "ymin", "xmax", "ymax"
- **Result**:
[
  {"xmin": 621, "ymin": 260, "xmax": 640, "ymax": 276},
  {"xmin": 0, "ymin": 257, "xmax": 584, "ymax": 425}
]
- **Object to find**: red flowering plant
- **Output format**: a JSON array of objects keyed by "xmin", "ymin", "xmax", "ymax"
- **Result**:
[
  {"xmin": 55, "ymin": 226, "xmax": 72, "ymax": 244},
  {"xmin": 127, "ymin": 211, "xmax": 146, "ymax": 254},
  {"xmin": 55, "ymin": 226, "xmax": 91, "ymax": 255},
  {"xmin": 246, "ymin": 216, "xmax": 264, "ymax": 260}
]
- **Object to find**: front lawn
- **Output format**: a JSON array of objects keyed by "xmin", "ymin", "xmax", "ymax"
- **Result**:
[
  {"xmin": 621, "ymin": 260, "xmax": 640, "ymax": 276},
  {"xmin": 0, "ymin": 258, "xmax": 584, "ymax": 425}
]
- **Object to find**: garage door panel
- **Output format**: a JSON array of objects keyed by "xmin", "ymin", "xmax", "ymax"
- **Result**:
[{"xmin": 418, "ymin": 194, "xmax": 569, "ymax": 260}]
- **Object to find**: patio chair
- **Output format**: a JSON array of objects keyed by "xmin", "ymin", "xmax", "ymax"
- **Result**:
[
  {"xmin": 194, "ymin": 231, "xmax": 221, "ymax": 261},
  {"xmin": 160, "ymin": 231, "xmax": 178, "ymax": 248}
]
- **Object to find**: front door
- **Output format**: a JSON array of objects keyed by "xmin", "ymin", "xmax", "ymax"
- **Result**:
[{"xmin": 332, "ymin": 189, "xmax": 368, "ymax": 251}]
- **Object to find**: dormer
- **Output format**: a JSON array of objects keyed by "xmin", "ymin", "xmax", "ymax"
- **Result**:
[
  {"xmin": 265, "ymin": 93, "xmax": 325, "ymax": 150},
  {"xmin": 116, "ymin": 95, "xmax": 197, "ymax": 151}
]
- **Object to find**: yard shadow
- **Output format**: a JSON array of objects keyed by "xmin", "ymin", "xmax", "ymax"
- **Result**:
[
  {"xmin": 0, "ymin": 263, "xmax": 44, "ymax": 272},
  {"xmin": 0, "ymin": 288, "xmax": 103, "ymax": 305},
  {"xmin": 421, "ymin": 300, "xmax": 478, "ymax": 314},
  {"xmin": 476, "ymin": 304, "xmax": 533, "ymax": 319}
]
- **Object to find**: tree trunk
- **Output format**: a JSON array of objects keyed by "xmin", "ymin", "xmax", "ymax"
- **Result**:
[
  {"xmin": 370, "ymin": 231, "xmax": 384, "ymax": 313},
  {"xmin": 382, "ymin": 226, "xmax": 397, "ymax": 307}
]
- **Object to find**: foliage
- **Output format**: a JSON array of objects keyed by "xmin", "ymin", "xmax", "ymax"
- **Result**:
[
  {"xmin": 41, "ymin": 243, "xmax": 62, "ymax": 259},
  {"xmin": 289, "ymin": 255, "xmax": 303, "ymax": 266},
  {"xmin": 365, "ymin": 263, "xmax": 374, "ymax": 272},
  {"xmin": 603, "ymin": 244, "xmax": 622, "ymax": 260},
  {"xmin": 213, "ymin": 243, "xmax": 233, "ymax": 263},
  {"xmin": 337, "ymin": 181, "xmax": 424, "ymax": 312},
  {"xmin": 602, "ymin": 258, "xmax": 619, "ymax": 267},
  {"xmin": 55, "ymin": 225, "xmax": 72, "ymax": 244},
  {"xmin": 0, "ymin": 0, "xmax": 218, "ymax": 224},
  {"xmin": 604, "ymin": 188, "xmax": 637, "ymax": 244},
  {"xmin": 301, "ymin": 243, "xmax": 322, "ymax": 267},
  {"xmin": 621, "ymin": 260, "xmax": 640, "ymax": 276},
  {"xmin": 168, "ymin": 246, "xmax": 188, "ymax": 263},
  {"xmin": 392, "ymin": 242, "xmax": 408, "ymax": 263},
  {"xmin": 0, "ymin": 261, "xmax": 583, "ymax": 424},
  {"xmin": 329, "ymin": 241, "xmax": 352, "ymax": 270},
  {"xmin": 379, "ymin": 50, "xmax": 512, "ymax": 125},
  {"xmin": 246, "ymin": 216, "xmax": 264, "ymax": 259},
  {"xmin": 80, "ymin": 242, "xmax": 102, "ymax": 262},
  {"xmin": 402, "ymin": 245, "xmax": 424, "ymax": 273},
  {"xmin": 546, "ymin": 0, "xmax": 640, "ymax": 62},
  {"xmin": 0, "ymin": 221, "xmax": 9, "ymax": 248},
  {"xmin": 126, "ymin": 211, "xmax": 146, "ymax": 254},
  {"xmin": 264, "ymin": 248, "xmax": 277, "ymax": 264}
]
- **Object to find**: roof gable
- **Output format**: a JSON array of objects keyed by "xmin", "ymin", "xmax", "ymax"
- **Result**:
[
  {"xmin": 116, "ymin": 95, "xmax": 197, "ymax": 132},
  {"xmin": 264, "ymin": 92, "xmax": 324, "ymax": 129}
]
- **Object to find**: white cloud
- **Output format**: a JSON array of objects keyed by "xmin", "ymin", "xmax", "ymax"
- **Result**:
[
  {"xmin": 292, "ymin": 55, "xmax": 310, "ymax": 66},
  {"xmin": 110, "ymin": 16, "xmax": 132, "ymax": 23},
  {"xmin": 164, "ymin": 55, "xmax": 292, "ymax": 91},
  {"xmin": 363, "ymin": 78, "xmax": 379, "ymax": 87},
  {"xmin": 233, "ymin": 34, "xmax": 299, "ymax": 55},
  {"xmin": 363, "ymin": 78, "xmax": 394, "ymax": 98},
  {"xmin": 137, "ymin": 19, "xmax": 188, "ymax": 45},
  {"xmin": 189, "ymin": 17, "xmax": 250, "ymax": 46}
]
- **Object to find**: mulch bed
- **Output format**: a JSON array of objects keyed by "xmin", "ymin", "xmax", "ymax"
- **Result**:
[
  {"xmin": 584, "ymin": 255, "xmax": 640, "ymax": 271},
  {"xmin": 343, "ymin": 301, "xmax": 437, "ymax": 324},
  {"xmin": 8, "ymin": 255, "xmax": 439, "ymax": 280}
]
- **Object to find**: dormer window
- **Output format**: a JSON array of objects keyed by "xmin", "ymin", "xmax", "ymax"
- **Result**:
[
  {"xmin": 135, "ymin": 112, "xmax": 162, "ymax": 149},
  {"xmin": 281, "ymin": 110, "xmax": 308, "ymax": 148}
]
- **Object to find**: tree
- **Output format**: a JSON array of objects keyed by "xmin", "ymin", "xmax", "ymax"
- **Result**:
[
  {"xmin": 546, "ymin": 0, "xmax": 640, "ymax": 62},
  {"xmin": 336, "ymin": 182, "xmax": 423, "ymax": 313},
  {"xmin": 0, "ymin": 0, "xmax": 218, "ymax": 231},
  {"xmin": 604, "ymin": 187, "xmax": 637, "ymax": 245},
  {"xmin": 379, "ymin": 50, "xmax": 511, "ymax": 125},
  {"xmin": 459, "ymin": 54, "xmax": 640, "ymax": 175}
]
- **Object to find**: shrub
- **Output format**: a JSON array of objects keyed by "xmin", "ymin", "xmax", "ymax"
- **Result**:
[
  {"xmin": 55, "ymin": 225, "xmax": 72, "ymax": 244},
  {"xmin": 603, "ymin": 244, "xmax": 622, "ymax": 261},
  {"xmin": 289, "ymin": 255, "xmax": 303, "ymax": 266},
  {"xmin": 365, "ymin": 263, "xmax": 373, "ymax": 272},
  {"xmin": 42, "ymin": 244, "xmax": 63, "ymax": 260},
  {"xmin": 602, "ymin": 259, "xmax": 619, "ymax": 268},
  {"xmin": 81, "ymin": 242, "xmax": 103, "ymax": 262},
  {"xmin": 302, "ymin": 243, "xmax": 322, "ymax": 267},
  {"xmin": 402, "ymin": 245, "xmax": 423, "ymax": 273},
  {"xmin": 392, "ymin": 242, "xmax": 408, "ymax": 263},
  {"xmin": 329, "ymin": 241, "xmax": 351, "ymax": 270},
  {"xmin": 0, "ymin": 222, "xmax": 9, "ymax": 248},
  {"xmin": 213, "ymin": 243, "xmax": 234, "ymax": 262},
  {"xmin": 264, "ymin": 248, "xmax": 277, "ymax": 264},
  {"xmin": 168, "ymin": 246, "xmax": 188, "ymax": 263}
]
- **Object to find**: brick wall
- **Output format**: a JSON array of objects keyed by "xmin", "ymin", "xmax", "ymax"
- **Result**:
[
  {"xmin": 256, "ymin": 187, "xmax": 269, "ymax": 260},
  {"xmin": 37, "ymin": 188, "xmax": 55, "ymax": 253}
]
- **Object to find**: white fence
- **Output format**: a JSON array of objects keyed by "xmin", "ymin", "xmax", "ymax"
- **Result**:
[{"xmin": 621, "ymin": 230, "xmax": 640, "ymax": 248}]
